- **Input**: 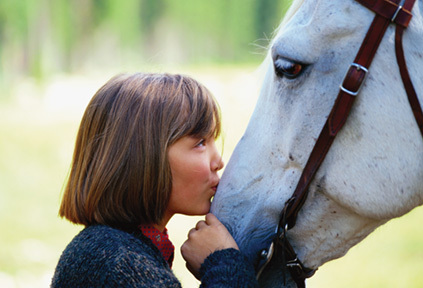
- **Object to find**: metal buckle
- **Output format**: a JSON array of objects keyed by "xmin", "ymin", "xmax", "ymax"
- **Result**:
[
  {"xmin": 256, "ymin": 242, "xmax": 275, "ymax": 280},
  {"xmin": 256, "ymin": 224, "xmax": 284, "ymax": 280},
  {"xmin": 286, "ymin": 257, "xmax": 302, "ymax": 268},
  {"xmin": 391, "ymin": 5, "xmax": 403, "ymax": 22},
  {"xmin": 340, "ymin": 63, "xmax": 369, "ymax": 96}
]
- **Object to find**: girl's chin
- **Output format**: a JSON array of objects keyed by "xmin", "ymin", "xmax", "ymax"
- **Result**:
[{"xmin": 189, "ymin": 204, "xmax": 211, "ymax": 216}]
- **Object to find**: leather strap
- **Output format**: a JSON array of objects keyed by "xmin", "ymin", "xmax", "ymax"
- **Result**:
[
  {"xmin": 274, "ymin": 8, "xmax": 393, "ymax": 283},
  {"xmin": 394, "ymin": 0, "xmax": 423, "ymax": 136},
  {"xmin": 282, "ymin": 0, "xmax": 396, "ymax": 232},
  {"xmin": 356, "ymin": 0, "xmax": 413, "ymax": 27},
  {"xmin": 259, "ymin": 0, "xmax": 421, "ymax": 286}
]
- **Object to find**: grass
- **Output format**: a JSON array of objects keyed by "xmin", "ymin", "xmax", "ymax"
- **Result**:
[
  {"xmin": 0, "ymin": 67, "xmax": 422, "ymax": 287},
  {"xmin": 308, "ymin": 207, "xmax": 423, "ymax": 287},
  {"xmin": 0, "ymin": 108, "xmax": 80, "ymax": 286}
]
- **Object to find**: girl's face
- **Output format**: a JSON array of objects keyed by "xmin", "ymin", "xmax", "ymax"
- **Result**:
[{"xmin": 166, "ymin": 135, "xmax": 224, "ymax": 218}]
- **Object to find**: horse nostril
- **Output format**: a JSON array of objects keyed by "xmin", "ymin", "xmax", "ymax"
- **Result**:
[{"xmin": 273, "ymin": 57, "xmax": 305, "ymax": 79}]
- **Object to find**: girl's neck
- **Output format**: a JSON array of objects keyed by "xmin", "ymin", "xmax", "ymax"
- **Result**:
[
  {"xmin": 153, "ymin": 223, "xmax": 166, "ymax": 232},
  {"xmin": 154, "ymin": 211, "xmax": 174, "ymax": 232}
]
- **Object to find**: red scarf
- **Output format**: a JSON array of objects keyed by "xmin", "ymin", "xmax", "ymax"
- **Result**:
[{"xmin": 139, "ymin": 225, "xmax": 175, "ymax": 268}]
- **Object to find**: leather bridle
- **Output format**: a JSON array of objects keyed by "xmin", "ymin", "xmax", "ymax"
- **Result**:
[{"xmin": 255, "ymin": 0, "xmax": 423, "ymax": 287}]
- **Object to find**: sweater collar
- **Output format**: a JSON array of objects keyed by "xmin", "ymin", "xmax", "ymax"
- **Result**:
[{"xmin": 139, "ymin": 225, "xmax": 175, "ymax": 268}]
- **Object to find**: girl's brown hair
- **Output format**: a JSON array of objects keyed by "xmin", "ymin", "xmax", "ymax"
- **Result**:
[{"xmin": 59, "ymin": 73, "xmax": 221, "ymax": 229}]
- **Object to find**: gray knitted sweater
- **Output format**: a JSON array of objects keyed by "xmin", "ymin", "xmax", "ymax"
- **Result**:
[{"xmin": 51, "ymin": 225, "xmax": 258, "ymax": 287}]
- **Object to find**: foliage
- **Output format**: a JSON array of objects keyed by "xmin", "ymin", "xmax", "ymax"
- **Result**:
[{"xmin": 0, "ymin": 0, "xmax": 291, "ymax": 83}]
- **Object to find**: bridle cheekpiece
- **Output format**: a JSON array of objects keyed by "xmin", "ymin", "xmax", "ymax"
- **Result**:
[{"xmin": 255, "ymin": 0, "xmax": 423, "ymax": 287}]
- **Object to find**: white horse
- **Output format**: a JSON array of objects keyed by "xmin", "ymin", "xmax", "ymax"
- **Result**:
[{"xmin": 211, "ymin": 0, "xmax": 423, "ymax": 287}]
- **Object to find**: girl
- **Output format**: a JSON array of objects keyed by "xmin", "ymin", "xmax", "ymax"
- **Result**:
[{"xmin": 51, "ymin": 73, "xmax": 257, "ymax": 287}]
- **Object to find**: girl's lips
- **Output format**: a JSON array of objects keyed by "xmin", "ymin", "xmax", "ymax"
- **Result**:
[
  {"xmin": 211, "ymin": 183, "xmax": 219, "ymax": 193},
  {"xmin": 211, "ymin": 179, "xmax": 219, "ymax": 191}
]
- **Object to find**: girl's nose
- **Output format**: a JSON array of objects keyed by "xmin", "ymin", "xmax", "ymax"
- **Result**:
[
  {"xmin": 216, "ymin": 157, "xmax": 224, "ymax": 171},
  {"xmin": 210, "ymin": 142, "xmax": 224, "ymax": 171},
  {"xmin": 211, "ymin": 158, "xmax": 224, "ymax": 172}
]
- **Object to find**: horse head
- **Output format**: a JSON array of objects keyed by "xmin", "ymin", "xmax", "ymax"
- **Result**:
[{"xmin": 211, "ymin": 0, "xmax": 423, "ymax": 287}]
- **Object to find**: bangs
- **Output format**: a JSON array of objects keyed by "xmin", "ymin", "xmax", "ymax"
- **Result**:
[
  {"xmin": 185, "ymin": 100, "xmax": 221, "ymax": 139},
  {"xmin": 169, "ymin": 77, "xmax": 221, "ymax": 143}
]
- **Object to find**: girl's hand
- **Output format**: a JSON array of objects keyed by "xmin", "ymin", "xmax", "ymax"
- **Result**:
[{"xmin": 181, "ymin": 213, "xmax": 239, "ymax": 279}]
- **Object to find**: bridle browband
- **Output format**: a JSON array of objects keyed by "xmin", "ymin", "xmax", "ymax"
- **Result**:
[{"xmin": 256, "ymin": 0, "xmax": 423, "ymax": 287}]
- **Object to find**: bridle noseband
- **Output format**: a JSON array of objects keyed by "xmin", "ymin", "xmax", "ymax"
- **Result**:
[{"xmin": 256, "ymin": 0, "xmax": 423, "ymax": 287}]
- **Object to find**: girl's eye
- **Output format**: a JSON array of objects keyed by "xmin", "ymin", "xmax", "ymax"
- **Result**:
[{"xmin": 195, "ymin": 139, "xmax": 206, "ymax": 147}]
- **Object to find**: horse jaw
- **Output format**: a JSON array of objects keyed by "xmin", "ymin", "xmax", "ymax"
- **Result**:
[{"xmin": 212, "ymin": 0, "xmax": 423, "ymax": 286}]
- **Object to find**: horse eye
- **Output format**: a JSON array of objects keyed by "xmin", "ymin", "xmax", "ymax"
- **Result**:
[{"xmin": 274, "ymin": 57, "xmax": 305, "ymax": 79}]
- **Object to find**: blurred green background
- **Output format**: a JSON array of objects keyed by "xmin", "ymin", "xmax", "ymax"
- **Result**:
[
  {"xmin": 0, "ymin": 1, "xmax": 422, "ymax": 287},
  {"xmin": 0, "ymin": 0, "xmax": 287, "ymax": 87}
]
